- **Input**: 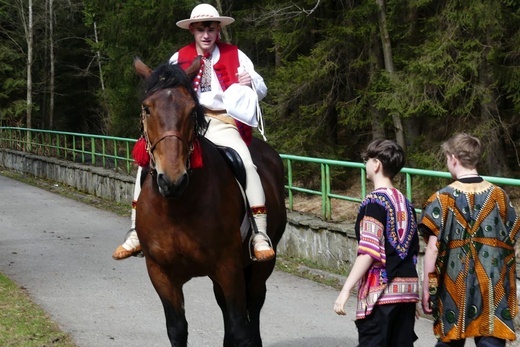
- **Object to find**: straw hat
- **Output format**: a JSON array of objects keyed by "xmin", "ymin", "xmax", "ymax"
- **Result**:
[{"xmin": 176, "ymin": 4, "xmax": 235, "ymax": 29}]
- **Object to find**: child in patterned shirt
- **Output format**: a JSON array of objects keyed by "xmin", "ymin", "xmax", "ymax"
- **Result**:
[
  {"xmin": 334, "ymin": 139, "xmax": 420, "ymax": 347},
  {"xmin": 420, "ymin": 133, "xmax": 520, "ymax": 347}
]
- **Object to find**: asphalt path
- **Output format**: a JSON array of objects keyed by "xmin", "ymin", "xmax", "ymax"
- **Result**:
[{"xmin": 0, "ymin": 174, "xmax": 444, "ymax": 346}]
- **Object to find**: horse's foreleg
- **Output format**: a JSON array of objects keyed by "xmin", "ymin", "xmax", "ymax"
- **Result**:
[
  {"xmin": 244, "ymin": 262, "xmax": 274, "ymax": 347},
  {"xmin": 146, "ymin": 262, "xmax": 188, "ymax": 347},
  {"xmin": 212, "ymin": 281, "xmax": 232, "ymax": 346},
  {"xmin": 162, "ymin": 298, "xmax": 188, "ymax": 347},
  {"xmin": 212, "ymin": 261, "xmax": 253, "ymax": 347}
]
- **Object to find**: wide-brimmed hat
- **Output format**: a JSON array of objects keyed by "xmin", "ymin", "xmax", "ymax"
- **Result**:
[{"xmin": 176, "ymin": 4, "xmax": 235, "ymax": 30}]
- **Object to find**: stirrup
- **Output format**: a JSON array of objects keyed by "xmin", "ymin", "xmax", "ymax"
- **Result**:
[{"xmin": 249, "ymin": 231, "xmax": 274, "ymax": 262}]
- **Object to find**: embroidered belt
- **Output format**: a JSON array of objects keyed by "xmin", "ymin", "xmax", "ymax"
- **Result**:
[
  {"xmin": 203, "ymin": 108, "xmax": 236, "ymax": 126},
  {"xmin": 377, "ymin": 277, "xmax": 419, "ymax": 305}
]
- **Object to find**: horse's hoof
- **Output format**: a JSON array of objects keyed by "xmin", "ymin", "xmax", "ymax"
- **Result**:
[
  {"xmin": 253, "ymin": 245, "xmax": 275, "ymax": 262},
  {"xmin": 112, "ymin": 244, "xmax": 142, "ymax": 260}
]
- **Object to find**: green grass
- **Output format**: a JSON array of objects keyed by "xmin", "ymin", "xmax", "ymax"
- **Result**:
[{"xmin": 0, "ymin": 273, "xmax": 77, "ymax": 347}]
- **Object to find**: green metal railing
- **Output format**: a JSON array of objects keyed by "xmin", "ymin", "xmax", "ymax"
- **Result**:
[
  {"xmin": 283, "ymin": 155, "xmax": 520, "ymax": 220},
  {"xmin": 283, "ymin": 155, "xmax": 368, "ymax": 220},
  {"xmin": 2, "ymin": 127, "xmax": 519, "ymax": 221},
  {"xmin": 0, "ymin": 127, "xmax": 137, "ymax": 174}
]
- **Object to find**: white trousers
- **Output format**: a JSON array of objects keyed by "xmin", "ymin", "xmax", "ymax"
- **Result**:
[
  {"xmin": 204, "ymin": 116, "xmax": 266, "ymax": 208},
  {"xmin": 130, "ymin": 166, "xmax": 142, "ymax": 229}
]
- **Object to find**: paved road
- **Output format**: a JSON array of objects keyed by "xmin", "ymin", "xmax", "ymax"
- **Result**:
[{"xmin": 0, "ymin": 174, "xmax": 444, "ymax": 346}]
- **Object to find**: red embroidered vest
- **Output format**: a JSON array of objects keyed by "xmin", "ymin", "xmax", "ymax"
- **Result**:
[{"xmin": 178, "ymin": 42, "xmax": 252, "ymax": 144}]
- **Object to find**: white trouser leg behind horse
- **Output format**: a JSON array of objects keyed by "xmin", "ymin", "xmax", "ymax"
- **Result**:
[
  {"xmin": 204, "ymin": 117, "xmax": 265, "ymax": 208},
  {"xmin": 203, "ymin": 117, "xmax": 274, "ymax": 261},
  {"xmin": 112, "ymin": 117, "xmax": 274, "ymax": 261},
  {"xmin": 112, "ymin": 167, "xmax": 142, "ymax": 260}
]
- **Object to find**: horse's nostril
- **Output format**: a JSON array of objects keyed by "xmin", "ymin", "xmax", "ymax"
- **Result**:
[
  {"xmin": 157, "ymin": 173, "xmax": 166, "ymax": 186},
  {"xmin": 156, "ymin": 172, "xmax": 189, "ymax": 198},
  {"xmin": 178, "ymin": 173, "xmax": 189, "ymax": 189},
  {"xmin": 157, "ymin": 173, "xmax": 171, "ymax": 191}
]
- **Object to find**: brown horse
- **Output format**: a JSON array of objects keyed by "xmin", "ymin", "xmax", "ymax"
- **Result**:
[{"xmin": 133, "ymin": 58, "xmax": 286, "ymax": 347}]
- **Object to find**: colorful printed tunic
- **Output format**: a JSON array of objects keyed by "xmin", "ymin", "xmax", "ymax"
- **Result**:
[
  {"xmin": 419, "ymin": 179, "xmax": 520, "ymax": 342},
  {"xmin": 355, "ymin": 187, "xmax": 420, "ymax": 319}
]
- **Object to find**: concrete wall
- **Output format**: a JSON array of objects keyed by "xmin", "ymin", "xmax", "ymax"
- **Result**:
[
  {"xmin": 0, "ymin": 148, "xmax": 417, "ymax": 274},
  {"xmin": 280, "ymin": 211, "xmax": 425, "ymax": 278},
  {"xmin": 0, "ymin": 149, "xmax": 135, "ymax": 203}
]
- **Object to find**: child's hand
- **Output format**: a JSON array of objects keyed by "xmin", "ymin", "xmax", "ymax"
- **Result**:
[
  {"xmin": 422, "ymin": 290, "xmax": 432, "ymax": 314},
  {"xmin": 333, "ymin": 290, "xmax": 350, "ymax": 315},
  {"xmin": 236, "ymin": 67, "xmax": 252, "ymax": 87}
]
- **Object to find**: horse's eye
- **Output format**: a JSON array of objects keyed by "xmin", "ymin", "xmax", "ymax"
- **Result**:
[{"xmin": 142, "ymin": 105, "xmax": 151, "ymax": 116}]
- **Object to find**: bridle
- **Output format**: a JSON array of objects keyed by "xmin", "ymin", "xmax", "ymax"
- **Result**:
[{"xmin": 140, "ymin": 104, "xmax": 196, "ymax": 172}]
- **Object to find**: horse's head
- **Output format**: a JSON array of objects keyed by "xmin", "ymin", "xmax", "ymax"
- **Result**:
[{"xmin": 134, "ymin": 58, "xmax": 206, "ymax": 198}]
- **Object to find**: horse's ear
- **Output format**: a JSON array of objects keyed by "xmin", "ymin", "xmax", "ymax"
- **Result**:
[
  {"xmin": 184, "ymin": 56, "xmax": 202, "ymax": 82},
  {"xmin": 134, "ymin": 57, "xmax": 153, "ymax": 80}
]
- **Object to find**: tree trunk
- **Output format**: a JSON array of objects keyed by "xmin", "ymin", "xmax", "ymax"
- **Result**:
[
  {"xmin": 93, "ymin": 20, "xmax": 105, "ymax": 92},
  {"xmin": 369, "ymin": 27, "xmax": 385, "ymax": 140},
  {"xmin": 214, "ymin": 0, "xmax": 230, "ymax": 42},
  {"xmin": 49, "ymin": 0, "xmax": 55, "ymax": 129},
  {"xmin": 375, "ymin": 0, "xmax": 405, "ymax": 149},
  {"xmin": 479, "ymin": 46, "xmax": 509, "ymax": 176},
  {"xmin": 325, "ymin": 100, "xmax": 338, "ymax": 145},
  {"xmin": 274, "ymin": 18, "xmax": 281, "ymax": 68},
  {"xmin": 26, "ymin": 0, "xmax": 33, "ymax": 130},
  {"xmin": 92, "ymin": 18, "xmax": 109, "ymax": 132},
  {"xmin": 402, "ymin": 2, "xmax": 420, "ymax": 151}
]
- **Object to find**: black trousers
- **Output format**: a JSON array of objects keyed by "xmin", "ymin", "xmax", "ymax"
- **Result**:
[{"xmin": 355, "ymin": 302, "xmax": 417, "ymax": 347}]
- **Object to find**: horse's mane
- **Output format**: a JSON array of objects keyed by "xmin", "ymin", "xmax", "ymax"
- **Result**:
[{"xmin": 143, "ymin": 63, "xmax": 207, "ymax": 136}]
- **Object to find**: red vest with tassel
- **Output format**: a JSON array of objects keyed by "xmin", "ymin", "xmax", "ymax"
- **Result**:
[{"xmin": 178, "ymin": 42, "xmax": 253, "ymax": 145}]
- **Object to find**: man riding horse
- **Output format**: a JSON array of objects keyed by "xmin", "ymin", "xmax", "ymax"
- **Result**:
[{"xmin": 112, "ymin": 3, "xmax": 274, "ymax": 262}]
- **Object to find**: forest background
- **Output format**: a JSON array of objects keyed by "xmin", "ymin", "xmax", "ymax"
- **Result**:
[{"xmin": 1, "ymin": 0, "xmax": 520, "ymax": 184}]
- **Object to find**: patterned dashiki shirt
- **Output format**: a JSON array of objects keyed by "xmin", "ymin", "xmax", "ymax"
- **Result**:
[
  {"xmin": 355, "ymin": 187, "xmax": 420, "ymax": 320},
  {"xmin": 419, "ymin": 179, "xmax": 520, "ymax": 342}
]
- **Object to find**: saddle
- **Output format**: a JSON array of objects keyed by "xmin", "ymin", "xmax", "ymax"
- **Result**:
[{"xmin": 216, "ymin": 146, "xmax": 247, "ymax": 190}]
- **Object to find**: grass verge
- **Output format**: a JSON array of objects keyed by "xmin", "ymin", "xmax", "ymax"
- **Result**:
[{"xmin": 0, "ymin": 273, "xmax": 76, "ymax": 347}]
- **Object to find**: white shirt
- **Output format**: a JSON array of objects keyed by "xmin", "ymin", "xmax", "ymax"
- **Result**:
[{"xmin": 169, "ymin": 46, "xmax": 267, "ymax": 112}]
